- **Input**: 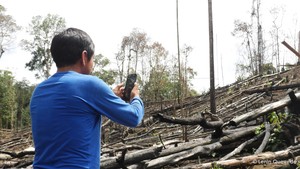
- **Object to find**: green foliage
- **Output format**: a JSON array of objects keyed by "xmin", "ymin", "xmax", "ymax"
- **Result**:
[
  {"xmin": 268, "ymin": 111, "xmax": 287, "ymax": 129},
  {"xmin": 255, "ymin": 123, "xmax": 265, "ymax": 135},
  {"xmin": 0, "ymin": 71, "xmax": 34, "ymax": 129},
  {"xmin": 236, "ymin": 62, "xmax": 252, "ymax": 79},
  {"xmin": 92, "ymin": 54, "xmax": 118, "ymax": 85},
  {"xmin": 21, "ymin": 13, "xmax": 66, "ymax": 79},
  {"xmin": 116, "ymin": 28, "xmax": 198, "ymax": 101},
  {"xmin": 14, "ymin": 80, "xmax": 35, "ymax": 129},
  {"xmin": 262, "ymin": 63, "xmax": 276, "ymax": 74},
  {"xmin": 255, "ymin": 111, "xmax": 289, "ymax": 151},
  {"xmin": 189, "ymin": 89, "xmax": 199, "ymax": 96},
  {"xmin": 211, "ymin": 162, "xmax": 223, "ymax": 169},
  {"xmin": 266, "ymin": 111, "xmax": 289, "ymax": 151},
  {"xmin": 21, "ymin": 106, "xmax": 31, "ymax": 128},
  {"xmin": 142, "ymin": 68, "xmax": 175, "ymax": 101},
  {"xmin": 0, "ymin": 70, "xmax": 16, "ymax": 129}
]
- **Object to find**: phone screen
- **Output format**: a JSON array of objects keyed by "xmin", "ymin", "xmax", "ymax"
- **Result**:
[{"xmin": 123, "ymin": 74, "xmax": 137, "ymax": 102}]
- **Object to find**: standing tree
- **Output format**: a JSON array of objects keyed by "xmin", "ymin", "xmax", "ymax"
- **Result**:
[
  {"xmin": 176, "ymin": 0, "xmax": 182, "ymax": 103},
  {"xmin": 269, "ymin": 6, "xmax": 285, "ymax": 72},
  {"xmin": 14, "ymin": 80, "xmax": 34, "ymax": 130},
  {"xmin": 21, "ymin": 14, "xmax": 66, "ymax": 79},
  {"xmin": 130, "ymin": 28, "xmax": 147, "ymax": 73},
  {"xmin": 117, "ymin": 35, "xmax": 132, "ymax": 80},
  {"xmin": 181, "ymin": 44, "xmax": 196, "ymax": 97},
  {"xmin": 0, "ymin": 70, "xmax": 16, "ymax": 129},
  {"xmin": 0, "ymin": 5, "xmax": 21, "ymax": 58},
  {"xmin": 115, "ymin": 51, "xmax": 125, "ymax": 83},
  {"xmin": 92, "ymin": 53, "xmax": 117, "ymax": 85},
  {"xmin": 116, "ymin": 28, "xmax": 148, "ymax": 82},
  {"xmin": 142, "ymin": 42, "xmax": 170, "ymax": 101},
  {"xmin": 116, "ymin": 29, "xmax": 197, "ymax": 101},
  {"xmin": 232, "ymin": 0, "xmax": 266, "ymax": 78},
  {"xmin": 254, "ymin": 0, "xmax": 264, "ymax": 74},
  {"xmin": 232, "ymin": 20, "xmax": 254, "ymax": 78}
]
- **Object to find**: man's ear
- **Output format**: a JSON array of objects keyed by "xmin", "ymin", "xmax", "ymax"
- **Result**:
[{"xmin": 81, "ymin": 50, "xmax": 88, "ymax": 66}]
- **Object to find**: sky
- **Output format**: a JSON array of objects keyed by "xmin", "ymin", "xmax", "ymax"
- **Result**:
[{"xmin": 0, "ymin": 0, "xmax": 300, "ymax": 93}]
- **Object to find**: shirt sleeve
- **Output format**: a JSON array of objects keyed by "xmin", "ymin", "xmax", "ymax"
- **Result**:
[{"xmin": 89, "ymin": 78, "xmax": 144, "ymax": 127}]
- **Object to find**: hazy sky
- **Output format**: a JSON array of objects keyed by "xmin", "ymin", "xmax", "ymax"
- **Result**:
[{"xmin": 0, "ymin": 0, "xmax": 299, "ymax": 92}]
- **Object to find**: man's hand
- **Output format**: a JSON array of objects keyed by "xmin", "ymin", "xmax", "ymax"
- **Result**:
[
  {"xmin": 130, "ymin": 83, "xmax": 140, "ymax": 101},
  {"xmin": 113, "ymin": 83, "xmax": 124, "ymax": 98}
]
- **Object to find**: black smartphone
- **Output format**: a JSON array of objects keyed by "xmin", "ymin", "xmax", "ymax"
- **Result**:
[{"xmin": 122, "ymin": 74, "xmax": 137, "ymax": 102}]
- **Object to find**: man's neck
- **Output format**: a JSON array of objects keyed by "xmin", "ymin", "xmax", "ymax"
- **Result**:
[{"xmin": 57, "ymin": 65, "xmax": 80, "ymax": 73}]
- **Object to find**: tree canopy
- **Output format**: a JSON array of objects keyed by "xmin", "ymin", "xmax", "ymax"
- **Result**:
[{"xmin": 21, "ymin": 14, "xmax": 66, "ymax": 79}]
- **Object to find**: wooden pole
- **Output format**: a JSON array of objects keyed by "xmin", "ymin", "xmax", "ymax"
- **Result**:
[
  {"xmin": 176, "ymin": 0, "xmax": 182, "ymax": 100},
  {"xmin": 176, "ymin": 0, "xmax": 187, "ymax": 141},
  {"xmin": 208, "ymin": 0, "xmax": 216, "ymax": 114},
  {"xmin": 298, "ymin": 31, "xmax": 300, "ymax": 64}
]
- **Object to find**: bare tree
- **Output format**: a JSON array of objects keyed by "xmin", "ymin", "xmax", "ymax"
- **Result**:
[
  {"xmin": 232, "ymin": 20, "xmax": 255, "ymax": 77},
  {"xmin": 181, "ymin": 44, "xmax": 193, "ymax": 97},
  {"xmin": 116, "ymin": 29, "xmax": 148, "ymax": 82},
  {"xmin": 232, "ymin": 0, "xmax": 266, "ymax": 78},
  {"xmin": 130, "ymin": 29, "xmax": 147, "ymax": 73},
  {"xmin": 269, "ymin": 6, "xmax": 285, "ymax": 72},
  {"xmin": 254, "ymin": 0, "xmax": 264, "ymax": 74},
  {"xmin": 0, "ymin": 5, "xmax": 21, "ymax": 59}
]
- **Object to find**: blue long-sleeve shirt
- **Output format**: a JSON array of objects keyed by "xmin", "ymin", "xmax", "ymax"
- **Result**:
[{"xmin": 30, "ymin": 71, "xmax": 144, "ymax": 169}]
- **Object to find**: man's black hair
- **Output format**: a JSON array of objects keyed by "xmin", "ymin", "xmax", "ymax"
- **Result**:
[{"xmin": 50, "ymin": 28, "xmax": 95, "ymax": 68}]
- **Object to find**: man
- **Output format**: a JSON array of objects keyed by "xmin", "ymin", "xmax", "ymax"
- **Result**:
[{"xmin": 30, "ymin": 28, "xmax": 144, "ymax": 169}]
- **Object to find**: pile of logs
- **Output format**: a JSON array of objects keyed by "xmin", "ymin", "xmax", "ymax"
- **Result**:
[
  {"xmin": 1, "ymin": 66, "xmax": 300, "ymax": 168},
  {"xmin": 0, "ymin": 128, "xmax": 34, "ymax": 168}
]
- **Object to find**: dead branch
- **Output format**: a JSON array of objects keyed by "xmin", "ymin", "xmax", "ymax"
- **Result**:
[{"xmin": 255, "ymin": 122, "xmax": 271, "ymax": 154}]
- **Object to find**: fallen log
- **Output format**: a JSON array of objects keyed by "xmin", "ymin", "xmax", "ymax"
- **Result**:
[
  {"xmin": 179, "ymin": 144, "xmax": 300, "ymax": 169},
  {"xmin": 100, "ymin": 146, "xmax": 163, "ymax": 169},
  {"xmin": 218, "ymin": 126, "xmax": 257, "ymax": 145},
  {"xmin": 0, "ymin": 146, "xmax": 35, "ymax": 158},
  {"xmin": 146, "ymin": 142, "xmax": 223, "ymax": 169},
  {"xmin": 153, "ymin": 113, "xmax": 223, "ymax": 129},
  {"xmin": 220, "ymin": 124, "xmax": 275, "ymax": 161},
  {"xmin": 0, "ymin": 161, "xmax": 18, "ymax": 168},
  {"xmin": 219, "ymin": 130, "xmax": 265, "ymax": 161},
  {"xmin": 242, "ymin": 83, "xmax": 300, "ymax": 94},
  {"xmin": 100, "ymin": 124, "xmax": 258, "ymax": 169},
  {"xmin": 153, "ymin": 113, "xmax": 224, "ymax": 138},
  {"xmin": 224, "ymin": 91, "xmax": 300, "ymax": 127},
  {"xmin": 127, "ymin": 126, "xmax": 258, "ymax": 168}
]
